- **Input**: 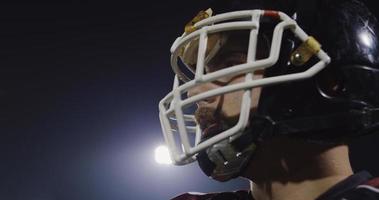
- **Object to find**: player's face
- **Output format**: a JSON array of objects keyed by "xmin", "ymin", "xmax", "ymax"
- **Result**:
[{"xmin": 187, "ymin": 39, "xmax": 263, "ymax": 140}]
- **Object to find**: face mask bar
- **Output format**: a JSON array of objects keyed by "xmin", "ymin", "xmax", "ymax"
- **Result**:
[{"xmin": 159, "ymin": 10, "xmax": 331, "ymax": 165}]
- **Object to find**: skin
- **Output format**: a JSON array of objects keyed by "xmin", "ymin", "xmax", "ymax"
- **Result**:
[
  {"xmin": 245, "ymin": 138, "xmax": 353, "ymax": 200},
  {"xmin": 186, "ymin": 36, "xmax": 354, "ymax": 200}
]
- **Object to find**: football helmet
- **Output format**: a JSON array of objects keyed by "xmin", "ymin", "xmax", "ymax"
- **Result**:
[{"xmin": 159, "ymin": 0, "xmax": 379, "ymax": 181}]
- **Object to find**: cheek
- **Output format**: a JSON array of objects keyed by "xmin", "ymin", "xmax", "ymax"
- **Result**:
[
  {"xmin": 251, "ymin": 73, "xmax": 263, "ymax": 109},
  {"xmin": 251, "ymin": 87, "xmax": 262, "ymax": 109},
  {"xmin": 222, "ymin": 76, "xmax": 245, "ymax": 117},
  {"xmin": 217, "ymin": 74, "xmax": 262, "ymax": 118},
  {"xmin": 221, "ymin": 87, "xmax": 260, "ymax": 118},
  {"xmin": 221, "ymin": 90, "xmax": 245, "ymax": 118}
]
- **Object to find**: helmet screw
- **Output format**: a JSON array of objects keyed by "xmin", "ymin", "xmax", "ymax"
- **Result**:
[{"xmin": 291, "ymin": 53, "xmax": 303, "ymax": 65}]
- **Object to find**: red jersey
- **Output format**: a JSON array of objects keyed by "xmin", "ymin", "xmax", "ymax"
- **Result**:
[{"xmin": 171, "ymin": 171, "xmax": 379, "ymax": 200}]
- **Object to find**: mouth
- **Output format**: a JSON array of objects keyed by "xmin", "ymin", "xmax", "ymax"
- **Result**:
[
  {"xmin": 201, "ymin": 123, "xmax": 225, "ymax": 140},
  {"xmin": 195, "ymin": 106, "xmax": 228, "ymax": 141}
]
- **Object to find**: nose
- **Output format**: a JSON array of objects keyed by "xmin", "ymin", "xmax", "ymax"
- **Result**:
[{"xmin": 187, "ymin": 82, "xmax": 218, "ymax": 104}]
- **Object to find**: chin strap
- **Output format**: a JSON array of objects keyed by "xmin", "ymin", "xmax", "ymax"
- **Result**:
[{"xmin": 197, "ymin": 138, "xmax": 257, "ymax": 182}]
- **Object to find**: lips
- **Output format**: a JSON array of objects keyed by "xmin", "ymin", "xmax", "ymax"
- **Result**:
[
  {"xmin": 202, "ymin": 123, "xmax": 224, "ymax": 140},
  {"xmin": 195, "ymin": 106, "xmax": 226, "ymax": 140}
]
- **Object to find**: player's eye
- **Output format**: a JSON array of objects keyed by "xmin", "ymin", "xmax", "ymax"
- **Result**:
[{"xmin": 206, "ymin": 52, "xmax": 247, "ymax": 73}]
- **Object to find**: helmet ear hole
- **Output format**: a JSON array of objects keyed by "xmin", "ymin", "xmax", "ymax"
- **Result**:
[{"xmin": 317, "ymin": 68, "xmax": 345, "ymax": 98}]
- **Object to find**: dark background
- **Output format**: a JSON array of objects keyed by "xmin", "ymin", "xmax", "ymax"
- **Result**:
[{"xmin": 0, "ymin": 2, "xmax": 378, "ymax": 200}]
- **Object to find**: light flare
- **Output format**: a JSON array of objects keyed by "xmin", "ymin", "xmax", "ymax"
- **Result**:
[{"xmin": 154, "ymin": 145, "xmax": 173, "ymax": 165}]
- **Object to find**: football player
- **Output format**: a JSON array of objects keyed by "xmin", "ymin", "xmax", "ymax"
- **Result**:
[{"xmin": 159, "ymin": 0, "xmax": 379, "ymax": 199}]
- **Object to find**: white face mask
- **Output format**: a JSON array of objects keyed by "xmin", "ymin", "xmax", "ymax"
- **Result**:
[{"xmin": 159, "ymin": 9, "xmax": 330, "ymax": 167}]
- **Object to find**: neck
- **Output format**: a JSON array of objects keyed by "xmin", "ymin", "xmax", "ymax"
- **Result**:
[{"xmin": 242, "ymin": 137, "xmax": 353, "ymax": 200}]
